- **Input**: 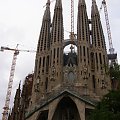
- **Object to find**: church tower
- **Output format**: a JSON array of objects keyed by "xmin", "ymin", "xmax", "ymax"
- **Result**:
[
  {"xmin": 22, "ymin": 0, "xmax": 112, "ymax": 120},
  {"xmin": 77, "ymin": 0, "xmax": 91, "ymax": 95},
  {"xmin": 32, "ymin": 0, "xmax": 51, "ymax": 103},
  {"xmin": 49, "ymin": 0, "xmax": 64, "ymax": 91},
  {"xmin": 91, "ymin": 0, "xmax": 111, "ymax": 96}
]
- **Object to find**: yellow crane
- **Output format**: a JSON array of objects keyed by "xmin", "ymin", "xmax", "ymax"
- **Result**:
[{"xmin": 1, "ymin": 45, "xmax": 36, "ymax": 120}]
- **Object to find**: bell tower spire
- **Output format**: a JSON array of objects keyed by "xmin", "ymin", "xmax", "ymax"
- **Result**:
[
  {"xmin": 91, "ymin": 0, "xmax": 106, "ymax": 51},
  {"xmin": 49, "ymin": 0, "xmax": 64, "ymax": 90},
  {"xmin": 91, "ymin": 0, "xmax": 99, "ymax": 15},
  {"xmin": 55, "ymin": 0, "xmax": 62, "ymax": 8},
  {"xmin": 47, "ymin": 0, "xmax": 50, "ymax": 5},
  {"xmin": 32, "ymin": 0, "xmax": 51, "ymax": 102},
  {"xmin": 43, "ymin": 0, "xmax": 51, "ymax": 20},
  {"xmin": 77, "ymin": 0, "xmax": 90, "ymax": 87},
  {"xmin": 79, "ymin": 0, "xmax": 85, "ymax": 5},
  {"xmin": 91, "ymin": 0, "xmax": 111, "ymax": 95}
]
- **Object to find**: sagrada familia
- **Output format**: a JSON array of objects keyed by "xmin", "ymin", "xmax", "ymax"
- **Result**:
[{"xmin": 8, "ymin": 0, "xmax": 112, "ymax": 119}]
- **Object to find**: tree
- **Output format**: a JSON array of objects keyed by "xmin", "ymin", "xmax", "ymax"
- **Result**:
[
  {"xmin": 89, "ymin": 90, "xmax": 120, "ymax": 120},
  {"xmin": 110, "ymin": 63, "xmax": 120, "ymax": 90},
  {"xmin": 104, "ymin": 63, "xmax": 120, "ymax": 90},
  {"xmin": 110, "ymin": 63, "xmax": 120, "ymax": 81}
]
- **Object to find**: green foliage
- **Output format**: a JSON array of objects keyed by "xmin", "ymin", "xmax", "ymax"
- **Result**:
[
  {"xmin": 110, "ymin": 64, "xmax": 120, "ymax": 81},
  {"xmin": 89, "ymin": 90, "xmax": 120, "ymax": 120}
]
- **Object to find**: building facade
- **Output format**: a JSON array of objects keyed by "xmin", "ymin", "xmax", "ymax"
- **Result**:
[{"xmin": 9, "ymin": 0, "xmax": 111, "ymax": 120}]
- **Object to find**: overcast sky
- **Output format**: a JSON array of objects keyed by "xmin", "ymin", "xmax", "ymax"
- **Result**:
[{"xmin": 0, "ymin": 0, "xmax": 120, "ymax": 119}]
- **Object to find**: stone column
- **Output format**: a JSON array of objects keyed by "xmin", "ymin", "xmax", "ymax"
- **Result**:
[
  {"xmin": 74, "ymin": 99, "xmax": 85, "ymax": 120},
  {"xmin": 48, "ymin": 99, "xmax": 60, "ymax": 120}
]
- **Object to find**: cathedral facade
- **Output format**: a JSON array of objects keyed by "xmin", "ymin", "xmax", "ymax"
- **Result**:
[
  {"xmin": 26, "ymin": 0, "xmax": 111, "ymax": 119},
  {"xmin": 9, "ymin": 0, "xmax": 111, "ymax": 120}
]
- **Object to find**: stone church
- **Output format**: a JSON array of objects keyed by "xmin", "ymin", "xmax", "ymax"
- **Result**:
[{"xmin": 8, "ymin": 0, "xmax": 112, "ymax": 120}]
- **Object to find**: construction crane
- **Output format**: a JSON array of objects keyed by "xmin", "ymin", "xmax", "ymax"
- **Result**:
[
  {"xmin": 69, "ymin": 0, "xmax": 76, "ymax": 51},
  {"xmin": 1, "ymin": 45, "xmax": 36, "ymax": 120},
  {"xmin": 100, "ymin": 0, "xmax": 117, "ymax": 64}
]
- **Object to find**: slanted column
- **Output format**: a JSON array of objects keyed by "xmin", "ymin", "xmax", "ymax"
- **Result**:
[{"xmin": 48, "ymin": 99, "xmax": 59, "ymax": 120}]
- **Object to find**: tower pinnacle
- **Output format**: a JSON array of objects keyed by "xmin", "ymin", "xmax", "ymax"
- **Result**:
[
  {"xmin": 92, "ymin": 0, "xmax": 99, "ymax": 14},
  {"xmin": 51, "ymin": 0, "xmax": 63, "ymax": 44},
  {"xmin": 43, "ymin": 0, "xmax": 51, "ymax": 20},
  {"xmin": 77, "ymin": 0, "xmax": 90, "ymax": 88},
  {"xmin": 34, "ymin": 0, "xmax": 51, "ymax": 91},
  {"xmin": 91, "ymin": 0, "xmax": 106, "ymax": 48},
  {"xmin": 77, "ymin": 0, "xmax": 89, "ymax": 42},
  {"xmin": 47, "ymin": 0, "xmax": 50, "ymax": 5},
  {"xmin": 49, "ymin": 0, "xmax": 63, "ymax": 89},
  {"xmin": 55, "ymin": 0, "xmax": 62, "ymax": 8},
  {"xmin": 78, "ymin": 0, "xmax": 85, "ymax": 5}
]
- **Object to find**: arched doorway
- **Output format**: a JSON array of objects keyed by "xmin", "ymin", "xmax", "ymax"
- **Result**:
[{"xmin": 52, "ymin": 97, "xmax": 81, "ymax": 120}]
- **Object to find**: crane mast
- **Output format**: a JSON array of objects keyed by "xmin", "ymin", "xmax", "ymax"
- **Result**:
[
  {"xmin": 70, "ymin": 0, "xmax": 76, "ymax": 51},
  {"xmin": 102, "ymin": 0, "xmax": 114, "ymax": 54},
  {"xmin": 100, "ymin": 0, "xmax": 117, "ymax": 65},
  {"xmin": 2, "ymin": 45, "xmax": 19, "ymax": 120},
  {"xmin": 71, "ymin": 0, "xmax": 74, "ymax": 36},
  {"xmin": 1, "ymin": 45, "xmax": 36, "ymax": 120}
]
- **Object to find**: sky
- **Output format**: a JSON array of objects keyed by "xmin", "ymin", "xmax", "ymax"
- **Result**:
[{"xmin": 0, "ymin": 0, "xmax": 120, "ymax": 119}]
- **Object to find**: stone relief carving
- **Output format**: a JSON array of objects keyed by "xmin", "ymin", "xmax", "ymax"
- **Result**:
[{"xmin": 63, "ymin": 64, "xmax": 77, "ymax": 83}]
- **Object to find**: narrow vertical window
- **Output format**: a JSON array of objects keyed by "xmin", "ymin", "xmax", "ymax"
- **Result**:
[
  {"xmin": 39, "ymin": 57, "xmax": 41, "ymax": 68},
  {"xmin": 57, "ymin": 48, "xmax": 59, "ymax": 64},
  {"xmin": 43, "ymin": 57, "xmax": 45, "ymax": 67},
  {"xmin": 87, "ymin": 48, "xmax": 89, "ymax": 59},
  {"xmin": 96, "ymin": 53, "xmax": 98, "ymax": 70},
  {"xmin": 57, "ymin": 48, "xmax": 59, "ymax": 58},
  {"xmin": 99, "ymin": 53, "xmax": 102, "ymax": 64},
  {"xmin": 46, "ymin": 56, "xmax": 49, "ymax": 73},
  {"xmin": 103, "ymin": 55, "xmax": 105, "ymax": 65},
  {"xmin": 87, "ymin": 48, "xmax": 89, "ymax": 64},
  {"xmin": 80, "ymin": 46, "xmax": 82, "ymax": 62},
  {"xmin": 60, "ymin": 48, "xmax": 62, "ymax": 64},
  {"xmin": 54, "ymin": 48, "xmax": 56, "ymax": 59},
  {"xmin": 45, "ymin": 77, "xmax": 48, "ymax": 92},
  {"xmin": 92, "ymin": 75, "xmax": 96, "ymax": 92},
  {"xmin": 83, "ymin": 46, "xmax": 85, "ymax": 56},
  {"xmin": 91, "ymin": 52, "xmax": 95, "ymax": 70},
  {"xmin": 50, "ymin": 50, "xmax": 52, "ymax": 66}
]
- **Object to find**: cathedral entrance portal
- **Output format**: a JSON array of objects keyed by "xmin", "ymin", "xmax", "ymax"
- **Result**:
[{"xmin": 52, "ymin": 97, "xmax": 81, "ymax": 120}]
